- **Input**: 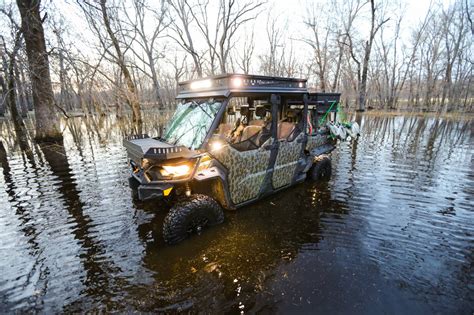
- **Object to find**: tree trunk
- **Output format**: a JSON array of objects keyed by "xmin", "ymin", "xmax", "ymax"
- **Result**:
[
  {"xmin": 17, "ymin": 0, "xmax": 62, "ymax": 142},
  {"xmin": 358, "ymin": 0, "xmax": 387, "ymax": 112},
  {"xmin": 13, "ymin": 60, "xmax": 28, "ymax": 117},
  {"xmin": 19, "ymin": 65, "xmax": 33, "ymax": 111},
  {"xmin": 146, "ymin": 52, "xmax": 162, "ymax": 106},
  {"xmin": 7, "ymin": 57, "xmax": 26, "ymax": 137},
  {"xmin": 58, "ymin": 47, "xmax": 72, "ymax": 111},
  {"xmin": 331, "ymin": 43, "xmax": 343, "ymax": 92},
  {"xmin": 359, "ymin": 32, "xmax": 372, "ymax": 109},
  {"xmin": 0, "ymin": 74, "xmax": 6, "ymax": 116}
]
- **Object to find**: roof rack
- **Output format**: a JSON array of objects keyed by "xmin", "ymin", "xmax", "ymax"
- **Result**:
[{"xmin": 177, "ymin": 74, "xmax": 308, "ymax": 98}]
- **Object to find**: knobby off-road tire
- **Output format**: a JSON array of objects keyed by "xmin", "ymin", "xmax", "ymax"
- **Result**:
[
  {"xmin": 163, "ymin": 194, "xmax": 224, "ymax": 244},
  {"xmin": 309, "ymin": 155, "xmax": 332, "ymax": 181}
]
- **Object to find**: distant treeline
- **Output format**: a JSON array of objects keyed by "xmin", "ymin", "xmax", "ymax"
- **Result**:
[{"xmin": 0, "ymin": 0, "xmax": 472, "ymax": 140}]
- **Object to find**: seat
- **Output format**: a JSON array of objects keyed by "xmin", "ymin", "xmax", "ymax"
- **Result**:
[
  {"xmin": 240, "ymin": 125, "xmax": 262, "ymax": 141},
  {"xmin": 249, "ymin": 119, "xmax": 264, "ymax": 126},
  {"xmin": 277, "ymin": 122, "xmax": 295, "ymax": 140},
  {"xmin": 218, "ymin": 122, "xmax": 233, "ymax": 136}
]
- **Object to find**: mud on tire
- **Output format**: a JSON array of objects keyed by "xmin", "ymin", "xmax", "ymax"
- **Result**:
[
  {"xmin": 163, "ymin": 194, "xmax": 224, "ymax": 244},
  {"xmin": 309, "ymin": 155, "xmax": 332, "ymax": 181}
]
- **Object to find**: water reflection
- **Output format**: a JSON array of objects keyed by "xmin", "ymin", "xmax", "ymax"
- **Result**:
[
  {"xmin": 0, "ymin": 113, "xmax": 472, "ymax": 313},
  {"xmin": 38, "ymin": 142, "xmax": 126, "ymax": 309}
]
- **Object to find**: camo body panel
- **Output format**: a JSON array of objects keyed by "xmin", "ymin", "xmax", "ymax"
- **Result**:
[
  {"xmin": 272, "ymin": 133, "xmax": 304, "ymax": 189},
  {"xmin": 306, "ymin": 134, "xmax": 329, "ymax": 152},
  {"xmin": 210, "ymin": 139, "xmax": 272, "ymax": 205}
]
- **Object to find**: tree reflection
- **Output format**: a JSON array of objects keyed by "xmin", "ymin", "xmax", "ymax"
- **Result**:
[
  {"xmin": 0, "ymin": 140, "xmax": 39, "ymax": 252},
  {"xmin": 37, "ymin": 140, "xmax": 125, "ymax": 309}
]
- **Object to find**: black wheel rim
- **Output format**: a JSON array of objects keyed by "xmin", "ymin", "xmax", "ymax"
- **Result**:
[{"xmin": 186, "ymin": 216, "xmax": 209, "ymax": 234}]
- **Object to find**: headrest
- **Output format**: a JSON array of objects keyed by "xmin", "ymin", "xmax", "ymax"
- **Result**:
[
  {"xmin": 240, "ymin": 105, "xmax": 249, "ymax": 116},
  {"xmin": 255, "ymin": 106, "xmax": 266, "ymax": 118}
]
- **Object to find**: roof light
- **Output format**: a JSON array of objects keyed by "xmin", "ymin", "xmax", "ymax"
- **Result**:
[
  {"xmin": 231, "ymin": 77, "xmax": 243, "ymax": 88},
  {"xmin": 190, "ymin": 79, "xmax": 212, "ymax": 90}
]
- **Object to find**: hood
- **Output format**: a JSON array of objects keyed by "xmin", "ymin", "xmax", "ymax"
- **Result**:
[{"xmin": 123, "ymin": 134, "xmax": 196, "ymax": 163}]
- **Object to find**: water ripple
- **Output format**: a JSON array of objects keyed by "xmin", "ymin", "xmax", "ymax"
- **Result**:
[{"xmin": 0, "ymin": 114, "xmax": 472, "ymax": 313}]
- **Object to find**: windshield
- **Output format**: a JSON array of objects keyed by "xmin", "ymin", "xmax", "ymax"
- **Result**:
[{"xmin": 163, "ymin": 99, "xmax": 222, "ymax": 149}]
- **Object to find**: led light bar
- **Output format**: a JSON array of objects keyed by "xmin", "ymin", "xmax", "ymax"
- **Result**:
[
  {"xmin": 178, "ymin": 74, "xmax": 307, "ymax": 95},
  {"xmin": 190, "ymin": 79, "xmax": 212, "ymax": 90}
]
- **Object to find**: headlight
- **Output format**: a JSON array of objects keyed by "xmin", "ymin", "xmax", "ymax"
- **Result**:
[{"xmin": 160, "ymin": 164, "xmax": 192, "ymax": 177}]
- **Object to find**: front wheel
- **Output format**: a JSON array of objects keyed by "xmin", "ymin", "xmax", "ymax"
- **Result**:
[
  {"xmin": 309, "ymin": 155, "xmax": 332, "ymax": 181},
  {"xmin": 163, "ymin": 194, "xmax": 224, "ymax": 244}
]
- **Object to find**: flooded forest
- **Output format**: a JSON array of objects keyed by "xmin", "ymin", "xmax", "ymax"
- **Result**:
[{"xmin": 0, "ymin": 0, "xmax": 473, "ymax": 313}]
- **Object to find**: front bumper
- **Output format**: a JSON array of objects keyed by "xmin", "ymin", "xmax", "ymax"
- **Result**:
[{"xmin": 128, "ymin": 177, "xmax": 173, "ymax": 201}]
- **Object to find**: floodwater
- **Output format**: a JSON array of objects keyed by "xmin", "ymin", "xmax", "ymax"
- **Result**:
[{"xmin": 0, "ymin": 113, "xmax": 472, "ymax": 313}]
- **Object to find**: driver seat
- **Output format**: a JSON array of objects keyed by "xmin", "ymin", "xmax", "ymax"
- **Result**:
[
  {"xmin": 277, "ymin": 122, "xmax": 295, "ymax": 140},
  {"xmin": 241, "ymin": 125, "xmax": 262, "ymax": 141}
]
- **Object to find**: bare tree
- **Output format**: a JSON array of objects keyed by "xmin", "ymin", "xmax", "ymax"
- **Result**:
[
  {"xmin": 236, "ymin": 30, "xmax": 255, "ymax": 74},
  {"xmin": 357, "ymin": 0, "xmax": 389, "ymax": 110},
  {"xmin": 0, "ymin": 0, "xmax": 470, "ymax": 122},
  {"xmin": 259, "ymin": 15, "xmax": 285, "ymax": 76},
  {"xmin": 80, "ymin": 0, "xmax": 142, "ymax": 131},
  {"xmin": 169, "ymin": 0, "xmax": 204, "ymax": 77},
  {"xmin": 440, "ymin": 1, "xmax": 468, "ymax": 111},
  {"xmin": 189, "ymin": 0, "xmax": 263, "ymax": 74},
  {"xmin": 0, "ymin": 6, "xmax": 26, "ymax": 136},
  {"xmin": 302, "ymin": 3, "xmax": 332, "ymax": 91},
  {"xmin": 122, "ymin": 0, "xmax": 169, "ymax": 105}
]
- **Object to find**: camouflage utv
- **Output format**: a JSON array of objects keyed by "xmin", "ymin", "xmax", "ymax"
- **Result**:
[{"xmin": 124, "ymin": 74, "xmax": 357, "ymax": 244}]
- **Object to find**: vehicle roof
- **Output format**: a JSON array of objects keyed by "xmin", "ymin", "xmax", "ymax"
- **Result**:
[{"xmin": 176, "ymin": 73, "xmax": 308, "ymax": 99}]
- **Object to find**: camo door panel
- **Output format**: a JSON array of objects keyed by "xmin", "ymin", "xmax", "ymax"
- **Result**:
[
  {"xmin": 210, "ymin": 139, "xmax": 272, "ymax": 205},
  {"xmin": 306, "ymin": 133, "xmax": 328, "ymax": 152},
  {"xmin": 272, "ymin": 133, "xmax": 305, "ymax": 189}
]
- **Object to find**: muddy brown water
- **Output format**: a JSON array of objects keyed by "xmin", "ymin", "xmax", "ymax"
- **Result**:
[{"xmin": 0, "ymin": 114, "xmax": 472, "ymax": 313}]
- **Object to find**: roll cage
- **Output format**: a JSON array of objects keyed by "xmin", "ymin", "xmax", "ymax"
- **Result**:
[{"xmin": 174, "ymin": 74, "xmax": 340, "ymax": 152}]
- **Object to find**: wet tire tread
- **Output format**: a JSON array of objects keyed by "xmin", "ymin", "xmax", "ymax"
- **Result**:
[
  {"xmin": 163, "ymin": 194, "xmax": 224, "ymax": 244},
  {"xmin": 310, "ymin": 155, "xmax": 332, "ymax": 181}
]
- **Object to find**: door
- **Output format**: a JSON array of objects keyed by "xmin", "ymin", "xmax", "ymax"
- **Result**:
[
  {"xmin": 271, "ymin": 100, "xmax": 306, "ymax": 189},
  {"xmin": 210, "ymin": 96, "xmax": 274, "ymax": 205},
  {"xmin": 272, "ymin": 130, "xmax": 305, "ymax": 189}
]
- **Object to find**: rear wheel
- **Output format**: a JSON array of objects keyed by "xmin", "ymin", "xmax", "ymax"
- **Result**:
[
  {"xmin": 163, "ymin": 194, "xmax": 224, "ymax": 244},
  {"xmin": 309, "ymin": 155, "xmax": 332, "ymax": 181}
]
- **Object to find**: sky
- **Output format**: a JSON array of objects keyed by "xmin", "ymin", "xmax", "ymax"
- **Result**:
[{"xmin": 55, "ymin": 0, "xmax": 453, "ymax": 51}]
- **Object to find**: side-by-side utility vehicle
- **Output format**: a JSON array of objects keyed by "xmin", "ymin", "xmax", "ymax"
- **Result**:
[{"xmin": 124, "ymin": 74, "xmax": 359, "ymax": 244}]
